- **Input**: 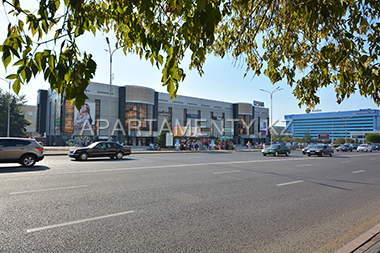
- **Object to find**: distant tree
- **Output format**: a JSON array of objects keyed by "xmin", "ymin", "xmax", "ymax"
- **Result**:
[
  {"xmin": 334, "ymin": 138, "xmax": 346, "ymax": 144},
  {"xmin": 157, "ymin": 123, "xmax": 170, "ymax": 148},
  {"xmin": 302, "ymin": 131, "xmax": 312, "ymax": 143},
  {"xmin": 365, "ymin": 134, "xmax": 380, "ymax": 143},
  {"xmin": 0, "ymin": 89, "xmax": 30, "ymax": 137}
]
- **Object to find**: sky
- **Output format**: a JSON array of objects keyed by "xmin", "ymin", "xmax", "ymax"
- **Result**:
[{"xmin": 1, "ymin": 3, "xmax": 379, "ymax": 127}]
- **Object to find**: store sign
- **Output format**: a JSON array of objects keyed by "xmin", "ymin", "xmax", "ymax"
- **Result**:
[
  {"xmin": 318, "ymin": 133, "xmax": 330, "ymax": 139},
  {"xmin": 253, "ymin": 100, "xmax": 265, "ymax": 107},
  {"xmin": 158, "ymin": 110, "xmax": 172, "ymax": 117},
  {"xmin": 354, "ymin": 109, "xmax": 376, "ymax": 115},
  {"xmin": 219, "ymin": 136, "xmax": 233, "ymax": 139},
  {"xmin": 187, "ymin": 113, "xmax": 200, "ymax": 119}
]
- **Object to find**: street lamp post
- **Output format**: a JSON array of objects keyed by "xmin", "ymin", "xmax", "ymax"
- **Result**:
[
  {"xmin": 0, "ymin": 77, "xmax": 12, "ymax": 137},
  {"xmin": 331, "ymin": 111, "xmax": 340, "ymax": 145},
  {"xmin": 105, "ymin": 37, "xmax": 121, "ymax": 141},
  {"xmin": 260, "ymin": 86, "xmax": 283, "ymax": 145},
  {"xmin": 340, "ymin": 116, "xmax": 353, "ymax": 143}
]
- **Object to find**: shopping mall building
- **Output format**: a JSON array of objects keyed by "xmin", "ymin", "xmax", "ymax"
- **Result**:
[
  {"xmin": 284, "ymin": 109, "xmax": 380, "ymax": 143},
  {"xmin": 36, "ymin": 82, "xmax": 270, "ymax": 146}
]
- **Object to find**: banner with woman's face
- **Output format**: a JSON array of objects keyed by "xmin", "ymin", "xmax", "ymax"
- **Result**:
[{"xmin": 73, "ymin": 102, "xmax": 96, "ymax": 129}]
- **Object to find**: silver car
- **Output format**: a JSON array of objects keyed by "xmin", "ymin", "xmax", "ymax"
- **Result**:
[
  {"xmin": 357, "ymin": 144, "xmax": 372, "ymax": 152},
  {"xmin": 0, "ymin": 138, "xmax": 44, "ymax": 167}
]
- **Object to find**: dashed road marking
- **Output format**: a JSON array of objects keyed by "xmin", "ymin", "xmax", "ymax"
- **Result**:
[
  {"xmin": 213, "ymin": 170, "xmax": 242, "ymax": 174},
  {"xmin": 27, "ymin": 210, "xmax": 135, "ymax": 233},
  {"xmin": 11, "ymin": 185, "xmax": 87, "ymax": 195},
  {"xmin": 276, "ymin": 180, "xmax": 304, "ymax": 187}
]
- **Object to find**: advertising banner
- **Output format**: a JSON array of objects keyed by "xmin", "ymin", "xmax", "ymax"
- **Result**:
[
  {"xmin": 73, "ymin": 102, "xmax": 96, "ymax": 129},
  {"xmin": 173, "ymin": 126, "xmax": 201, "ymax": 137},
  {"xmin": 260, "ymin": 119, "xmax": 267, "ymax": 135}
]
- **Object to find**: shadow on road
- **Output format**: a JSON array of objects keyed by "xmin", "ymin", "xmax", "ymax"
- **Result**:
[{"xmin": 0, "ymin": 165, "xmax": 50, "ymax": 173}]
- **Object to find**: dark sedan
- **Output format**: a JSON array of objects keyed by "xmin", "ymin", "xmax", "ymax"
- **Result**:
[
  {"xmin": 307, "ymin": 145, "xmax": 334, "ymax": 157},
  {"xmin": 262, "ymin": 144, "xmax": 291, "ymax": 156},
  {"xmin": 69, "ymin": 142, "xmax": 132, "ymax": 161},
  {"xmin": 336, "ymin": 144, "xmax": 353, "ymax": 152}
]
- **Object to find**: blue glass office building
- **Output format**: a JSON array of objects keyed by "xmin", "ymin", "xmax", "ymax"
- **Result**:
[{"xmin": 284, "ymin": 109, "xmax": 380, "ymax": 141}]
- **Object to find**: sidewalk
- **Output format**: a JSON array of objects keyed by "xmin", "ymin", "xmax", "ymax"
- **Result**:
[{"xmin": 335, "ymin": 223, "xmax": 380, "ymax": 253}]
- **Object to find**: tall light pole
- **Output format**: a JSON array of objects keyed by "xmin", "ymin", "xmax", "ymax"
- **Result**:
[
  {"xmin": 260, "ymin": 86, "xmax": 283, "ymax": 144},
  {"xmin": 340, "ymin": 116, "xmax": 353, "ymax": 143},
  {"xmin": 0, "ymin": 77, "xmax": 12, "ymax": 137},
  {"xmin": 331, "ymin": 111, "xmax": 340, "ymax": 145},
  {"xmin": 105, "ymin": 37, "xmax": 121, "ymax": 141}
]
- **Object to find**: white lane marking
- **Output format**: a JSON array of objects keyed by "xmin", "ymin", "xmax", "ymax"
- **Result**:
[
  {"xmin": 352, "ymin": 170, "xmax": 365, "ymax": 174},
  {"xmin": 11, "ymin": 185, "xmax": 87, "ymax": 195},
  {"xmin": 213, "ymin": 170, "xmax": 242, "ymax": 175},
  {"xmin": 277, "ymin": 180, "xmax": 304, "ymax": 187},
  {"xmin": 27, "ymin": 210, "xmax": 135, "ymax": 233},
  {"xmin": 36, "ymin": 157, "xmax": 319, "ymax": 176},
  {"xmin": 341, "ymin": 160, "xmax": 351, "ymax": 163},
  {"xmin": 296, "ymin": 164, "xmax": 311, "ymax": 167}
]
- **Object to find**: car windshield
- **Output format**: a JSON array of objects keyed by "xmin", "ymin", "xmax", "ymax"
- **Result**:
[
  {"xmin": 87, "ymin": 142, "xmax": 99, "ymax": 148},
  {"xmin": 268, "ymin": 145, "xmax": 280, "ymax": 149},
  {"xmin": 315, "ymin": 145, "xmax": 325, "ymax": 149}
]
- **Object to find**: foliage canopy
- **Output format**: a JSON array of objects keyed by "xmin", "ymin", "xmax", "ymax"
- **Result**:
[
  {"xmin": 365, "ymin": 133, "xmax": 380, "ymax": 143},
  {"xmin": 1, "ymin": 0, "xmax": 379, "ymax": 109}
]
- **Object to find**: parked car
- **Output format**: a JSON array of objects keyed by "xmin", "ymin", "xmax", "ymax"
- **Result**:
[
  {"xmin": 0, "ymin": 137, "xmax": 44, "ymax": 167},
  {"xmin": 336, "ymin": 144, "xmax": 353, "ymax": 152},
  {"xmin": 352, "ymin": 144, "xmax": 360, "ymax": 150},
  {"xmin": 371, "ymin": 143, "xmax": 380, "ymax": 151},
  {"xmin": 357, "ymin": 144, "xmax": 372, "ymax": 152},
  {"xmin": 69, "ymin": 141, "xmax": 132, "ymax": 161},
  {"xmin": 307, "ymin": 145, "xmax": 334, "ymax": 157},
  {"xmin": 302, "ymin": 144, "xmax": 315, "ymax": 155},
  {"xmin": 262, "ymin": 144, "xmax": 291, "ymax": 156}
]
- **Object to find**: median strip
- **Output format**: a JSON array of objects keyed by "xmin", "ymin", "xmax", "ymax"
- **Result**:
[{"xmin": 27, "ymin": 210, "xmax": 135, "ymax": 233}]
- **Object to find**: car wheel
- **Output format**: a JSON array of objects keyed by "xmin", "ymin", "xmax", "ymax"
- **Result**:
[
  {"xmin": 330, "ymin": 152, "xmax": 333, "ymax": 157},
  {"xmin": 308, "ymin": 153, "xmax": 311, "ymax": 157},
  {"xmin": 79, "ymin": 152, "xmax": 88, "ymax": 161},
  {"xmin": 286, "ymin": 151, "xmax": 290, "ymax": 156},
  {"xmin": 263, "ymin": 153, "xmax": 266, "ymax": 156},
  {"xmin": 20, "ymin": 154, "xmax": 37, "ymax": 167},
  {"xmin": 116, "ymin": 152, "xmax": 124, "ymax": 160},
  {"xmin": 275, "ymin": 151, "xmax": 278, "ymax": 156}
]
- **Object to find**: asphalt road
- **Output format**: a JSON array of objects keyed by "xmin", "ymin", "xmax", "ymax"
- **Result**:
[{"xmin": 1, "ymin": 150, "xmax": 380, "ymax": 252}]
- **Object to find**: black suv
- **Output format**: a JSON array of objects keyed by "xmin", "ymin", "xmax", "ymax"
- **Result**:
[{"xmin": 0, "ymin": 138, "xmax": 44, "ymax": 167}]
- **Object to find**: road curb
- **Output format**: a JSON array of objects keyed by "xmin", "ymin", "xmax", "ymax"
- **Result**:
[{"xmin": 335, "ymin": 223, "xmax": 380, "ymax": 253}]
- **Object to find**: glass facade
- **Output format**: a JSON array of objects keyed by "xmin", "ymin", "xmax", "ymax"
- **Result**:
[
  {"xmin": 285, "ymin": 109, "xmax": 380, "ymax": 141},
  {"xmin": 125, "ymin": 103, "xmax": 154, "ymax": 132}
]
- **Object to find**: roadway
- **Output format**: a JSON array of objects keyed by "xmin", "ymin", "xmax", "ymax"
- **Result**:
[{"xmin": 1, "ymin": 150, "xmax": 380, "ymax": 252}]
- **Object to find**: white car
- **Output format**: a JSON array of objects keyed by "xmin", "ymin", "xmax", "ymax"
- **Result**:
[{"xmin": 357, "ymin": 144, "xmax": 372, "ymax": 152}]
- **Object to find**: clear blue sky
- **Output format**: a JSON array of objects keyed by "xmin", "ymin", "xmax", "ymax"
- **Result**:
[{"xmin": 1, "ymin": 4, "xmax": 379, "ymax": 126}]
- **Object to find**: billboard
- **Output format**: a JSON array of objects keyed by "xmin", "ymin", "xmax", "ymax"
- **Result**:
[
  {"xmin": 73, "ymin": 102, "xmax": 96, "ymax": 129},
  {"xmin": 260, "ymin": 119, "xmax": 267, "ymax": 135}
]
